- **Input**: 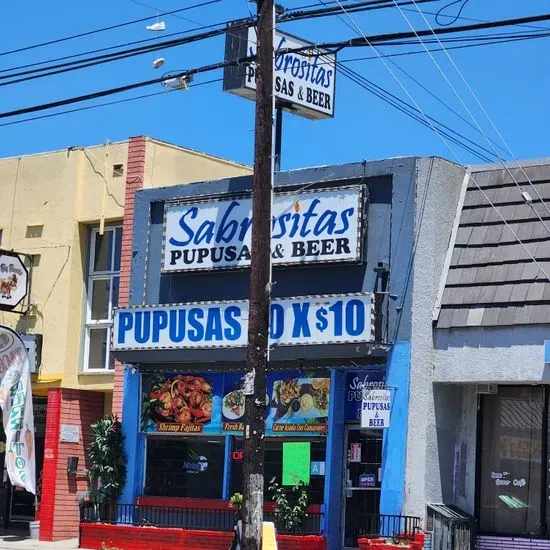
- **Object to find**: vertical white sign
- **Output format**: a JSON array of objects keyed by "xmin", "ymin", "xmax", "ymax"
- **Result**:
[
  {"xmin": 0, "ymin": 326, "xmax": 36, "ymax": 494},
  {"xmin": 361, "ymin": 389, "xmax": 391, "ymax": 429}
]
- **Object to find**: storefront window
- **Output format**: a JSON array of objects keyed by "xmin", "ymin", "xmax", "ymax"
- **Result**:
[
  {"xmin": 144, "ymin": 437, "xmax": 225, "ymax": 498},
  {"xmin": 479, "ymin": 386, "xmax": 543, "ymax": 535},
  {"xmin": 230, "ymin": 438, "xmax": 326, "ymax": 504}
]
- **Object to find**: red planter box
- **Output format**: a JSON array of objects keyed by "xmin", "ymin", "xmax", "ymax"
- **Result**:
[
  {"xmin": 358, "ymin": 533, "xmax": 424, "ymax": 550},
  {"xmin": 79, "ymin": 523, "xmax": 326, "ymax": 550}
]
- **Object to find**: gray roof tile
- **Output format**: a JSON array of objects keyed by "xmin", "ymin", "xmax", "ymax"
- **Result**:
[
  {"xmin": 481, "ymin": 307, "xmax": 500, "ymax": 325},
  {"xmin": 505, "ymin": 263, "xmax": 525, "ymax": 282},
  {"xmin": 478, "ymin": 285, "xmax": 497, "ymax": 303},
  {"xmin": 514, "ymin": 304, "xmax": 534, "ymax": 324},
  {"xmin": 526, "ymin": 282, "xmax": 546, "ymax": 301},
  {"xmin": 472, "ymin": 247, "xmax": 492, "ymax": 264},
  {"xmin": 466, "ymin": 307, "xmax": 485, "ymax": 326},
  {"xmin": 493, "ymin": 284, "xmax": 514, "ymax": 303},
  {"xmin": 469, "ymin": 226, "xmax": 488, "ymax": 245},
  {"xmin": 474, "ymin": 265, "xmax": 493, "ymax": 284},
  {"xmin": 455, "ymin": 226, "xmax": 473, "ymax": 246},
  {"xmin": 528, "ymin": 304, "xmax": 550, "ymax": 324},
  {"xmin": 458, "ymin": 268, "xmax": 477, "ymax": 285},
  {"xmin": 536, "ymin": 240, "xmax": 550, "ymax": 258},
  {"xmin": 484, "ymin": 224, "xmax": 504, "ymax": 245},
  {"xmin": 437, "ymin": 308, "xmax": 454, "ymax": 328},
  {"xmin": 451, "ymin": 308, "xmax": 469, "ymax": 326},
  {"xmin": 446, "ymin": 268, "xmax": 463, "ymax": 285},
  {"xmin": 509, "ymin": 282, "xmax": 530, "ymax": 303},
  {"xmin": 497, "ymin": 306, "xmax": 518, "ymax": 326}
]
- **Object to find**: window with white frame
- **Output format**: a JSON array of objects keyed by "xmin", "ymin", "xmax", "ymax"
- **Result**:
[{"xmin": 84, "ymin": 226, "xmax": 122, "ymax": 372}]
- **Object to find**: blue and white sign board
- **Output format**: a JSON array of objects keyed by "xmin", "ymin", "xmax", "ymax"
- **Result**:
[
  {"xmin": 223, "ymin": 25, "xmax": 336, "ymax": 120},
  {"xmin": 361, "ymin": 389, "xmax": 392, "ymax": 429},
  {"xmin": 112, "ymin": 293, "xmax": 373, "ymax": 351},
  {"xmin": 162, "ymin": 186, "xmax": 363, "ymax": 272}
]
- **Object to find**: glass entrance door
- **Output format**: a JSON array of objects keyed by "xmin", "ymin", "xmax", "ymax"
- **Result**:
[{"xmin": 342, "ymin": 426, "xmax": 382, "ymax": 549}]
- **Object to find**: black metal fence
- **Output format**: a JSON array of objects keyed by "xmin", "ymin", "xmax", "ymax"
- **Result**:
[
  {"xmin": 358, "ymin": 513, "xmax": 422, "ymax": 542},
  {"xmin": 79, "ymin": 502, "xmax": 322, "ymax": 535},
  {"xmin": 426, "ymin": 504, "xmax": 476, "ymax": 550}
]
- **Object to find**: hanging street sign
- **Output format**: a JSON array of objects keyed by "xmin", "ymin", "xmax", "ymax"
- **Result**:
[
  {"xmin": 112, "ymin": 293, "xmax": 374, "ymax": 351},
  {"xmin": 361, "ymin": 388, "xmax": 392, "ymax": 429},
  {"xmin": 223, "ymin": 23, "xmax": 337, "ymax": 120},
  {"xmin": 0, "ymin": 251, "xmax": 28, "ymax": 312},
  {"xmin": 163, "ymin": 186, "xmax": 364, "ymax": 272}
]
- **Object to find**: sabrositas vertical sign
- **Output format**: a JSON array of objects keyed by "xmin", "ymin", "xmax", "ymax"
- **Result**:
[
  {"xmin": 223, "ymin": 24, "xmax": 336, "ymax": 120},
  {"xmin": 163, "ymin": 186, "xmax": 364, "ymax": 272},
  {"xmin": 0, "ymin": 326, "xmax": 36, "ymax": 494}
]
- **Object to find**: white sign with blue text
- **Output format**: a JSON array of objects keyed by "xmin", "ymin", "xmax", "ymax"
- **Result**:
[
  {"xmin": 361, "ymin": 389, "xmax": 392, "ymax": 429},
  {"xmin": 163, "ymin": 186, "xmax": 363, "ymax": 272},
  {"xmin": 245, "ymin": 28, "xmax": 336, "ymax": 119},
  {"xmin": 112, "ymin": 293, "xmax": 373, "ymax": 350}
]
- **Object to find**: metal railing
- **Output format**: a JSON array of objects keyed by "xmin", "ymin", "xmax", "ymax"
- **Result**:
[
  {"xmin": 79, "ymin": 502, "xmax": 322, "ymax": 535},
  {"xmin": 426, "ymin": 504, "xmax": 476, "ymax": 550},
  {"xmin": 359, "ymin": 513, "xmax": 422, "ymax": 542}
]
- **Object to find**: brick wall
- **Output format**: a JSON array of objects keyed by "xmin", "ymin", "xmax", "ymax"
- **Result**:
[
  {"xmin": 477, "ymin": 536, "xmax": 550, "ymax": 549},
  {"xmin": 79, "ymin": 524, "xmax": 327, "ymax": 550},
  {"xmin": 113, "ymin": 136, "xmax": 146, "ymax": 419},
  {"xmin": 40, "ymin": 389, "xmax": 104, "ymax": 541}
]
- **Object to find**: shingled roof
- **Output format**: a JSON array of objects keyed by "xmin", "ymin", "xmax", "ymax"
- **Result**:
[{"xmin": 436, "ymin": 161, "xmax": 550, "ymax": 328}]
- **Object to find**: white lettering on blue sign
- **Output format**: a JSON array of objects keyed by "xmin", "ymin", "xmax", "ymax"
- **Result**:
[
  {"xmin": 163, "ymin": 187, "xmax": 362, "ymax": 272},
  {"xmin": 112, "ymin": 294, "xmax": 373, "ymax": 350}
]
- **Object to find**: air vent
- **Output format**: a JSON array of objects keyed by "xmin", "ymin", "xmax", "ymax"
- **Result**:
[
  {"xmin": 113, "ymin": 164, "xmax": 124, "ymax": 177},
  {"xmin": 25, "ymin": 225, "xmax": 43, "ymax": 238},
  {"xmin": 476, "ymin": 384, "xmax": 498, "ymax": 395}
]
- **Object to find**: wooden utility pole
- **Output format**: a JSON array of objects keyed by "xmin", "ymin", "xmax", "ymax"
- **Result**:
[{"xmin": 242, "ymin": 0, "xmax": 274, "ymax": 548}]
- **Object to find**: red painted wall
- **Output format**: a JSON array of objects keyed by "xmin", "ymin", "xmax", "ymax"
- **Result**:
[
  {"xmin": 79, "ymin": 524, "xmax": 327, "ymax": 550},
  {"xmin": 40, "ymin": 389, "xmax": 104, "ymax": 541},
  {"xmin": 113, "ymin": 135, "xmax": 147, "ymax": 419}
]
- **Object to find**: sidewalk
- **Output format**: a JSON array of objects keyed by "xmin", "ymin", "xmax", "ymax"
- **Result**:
[{"xmin": 0, "ymin": 534, "xmax": 79, "ymax": 549}]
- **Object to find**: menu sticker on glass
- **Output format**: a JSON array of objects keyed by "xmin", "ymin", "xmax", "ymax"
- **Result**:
[
  {"xmin": 222, "ymin": 373, "xmax": 246, "ymax": 433},
  {"xmin": 141, "ymin": 373, "xmax": 222, "ymax": 434},
  {"xmin": 283, "ymin": 442, "xmax": 311, "ymax": 486},
  {"xmin": 267, "ymin": 376, "xmax": 330, "ymax": 434}
]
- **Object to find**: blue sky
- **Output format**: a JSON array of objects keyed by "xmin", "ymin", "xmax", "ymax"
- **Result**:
[{"xmin": 0, "ymin": 0, "xmax": 548, "ymax": 170}]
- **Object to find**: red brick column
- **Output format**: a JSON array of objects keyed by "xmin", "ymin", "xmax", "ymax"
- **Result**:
[
  {"xmin": 39, "ymin": 389, "xmax": 104, "ymax": 541},
  {"xmin": 39, "ymin": 389, "xmax": 61, "ymax": 541},
  {"xmin": 113, "ymin": 136, "xmax": 146, "ymax": 419}
]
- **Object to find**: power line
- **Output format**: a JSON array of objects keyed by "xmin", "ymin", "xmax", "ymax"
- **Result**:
[
  {"xmin": 0, "ymin": 78, "xmax": 222, "ymax": 128},
  {"xmin": 327, "ymin": 0, "xmax": 550, "ymax": 320},
  {"xmin": 2, "ymin": 11, "xmax": 550, "ymax": 120},
  {"xmin": 0, "ymin": 0, "xmax": 221, "ymax": 58},
  {"xmin": 399, "ymin": 0, "xmax": 550, "ymax": 222}
]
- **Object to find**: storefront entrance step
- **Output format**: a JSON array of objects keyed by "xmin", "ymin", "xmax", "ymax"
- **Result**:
[{"xmin": 0, "ymin": 535, "xmax": 79, "ymax": 549}]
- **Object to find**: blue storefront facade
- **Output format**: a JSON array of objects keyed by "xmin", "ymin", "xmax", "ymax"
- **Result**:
[{"xmin": 112, "ymin": 157, "xmax": 465, "ymax": 549}]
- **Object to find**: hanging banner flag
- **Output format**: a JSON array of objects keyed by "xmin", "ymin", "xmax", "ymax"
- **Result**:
[
  {"xmin": 361, "ymin": 388, "xmax": 392, "ymax": 429},
  {"xmin": 0, "ymin": 326, "xmax": 35, "ymax": 494}
]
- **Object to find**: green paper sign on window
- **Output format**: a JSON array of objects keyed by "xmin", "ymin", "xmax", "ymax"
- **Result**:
[{"xmin": 282, "ymin": 442, "xmax": 311, "ymax": 486}]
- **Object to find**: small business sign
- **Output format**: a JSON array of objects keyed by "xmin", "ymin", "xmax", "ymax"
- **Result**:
[
  {"xmin": 60, "ymin": 424, "xmax": 80, "ymax": 443},
  {"xmin": 0, "ymin": 252, "xmax": 28, "ymax": 311},
  {"xmin": 350, "ymin": 443, "xmax": 361, "ymax": 463},
  {"xmin": 163, "ymin": 186, "xmax": 363, "ymax": 272},
  {"xmin": 113, "ymin": 293, "xmax": 374, "ymax": 351},
  {"xmin": 361, "ymin": 388, "xmax": 392, "ymax": 429},
  {"xmin": 310, "ymin": 461, "xmax": 325, "ymax": 476},
  {"xmin": 359, "ymin": 473, "xmax": 376, "ymax": 488},
  {"xmin": 224, "ymin": 25, "xmax": 336, "ymax": 120}
]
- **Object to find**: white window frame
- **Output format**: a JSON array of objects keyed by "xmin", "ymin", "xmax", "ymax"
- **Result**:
[{"xmin": 83, "ymin": 226, "xmax": 122, "ymax": 372}]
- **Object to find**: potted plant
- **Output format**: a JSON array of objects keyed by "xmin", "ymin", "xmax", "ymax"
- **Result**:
[
  {"xmin": 86, "ymin": 414, "xmax": 127, "ymax": 522},
  {"xmin": 268, "ymin": 476, "xmax": 309, "ymax": 534}
]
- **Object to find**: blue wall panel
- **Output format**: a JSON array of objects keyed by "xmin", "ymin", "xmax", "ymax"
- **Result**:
[{"xmin": 379, "ymin": 341, "xmax": 411, "ymax": 516}]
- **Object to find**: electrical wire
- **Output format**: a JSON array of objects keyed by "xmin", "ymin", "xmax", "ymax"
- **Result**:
[
  {"xmin": 0, "ymin": 0, "xmax": 221, "ymax": 58},
  {"xmin": 2, "ymin": 11, "xmax": 550, "ymax": 120},
  {"xmin": 0, "ymin": 78, "xmax": 222, "ymax": 128},
  {"xmin": 397, "ymin": 1, "xmax": 550, "ymax": 223},
  {"xmin": 435, "ymin": 0, "xmax": 470, "ymax": 27},
  {"xmin": 327, "ymin": 0, "xmax": 550, "ymax": 302}
]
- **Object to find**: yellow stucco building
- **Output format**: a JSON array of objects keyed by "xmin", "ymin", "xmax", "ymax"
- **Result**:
[{"xmin": 0, "ymin": 136, "xmax": 250, "ymax": 539}]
